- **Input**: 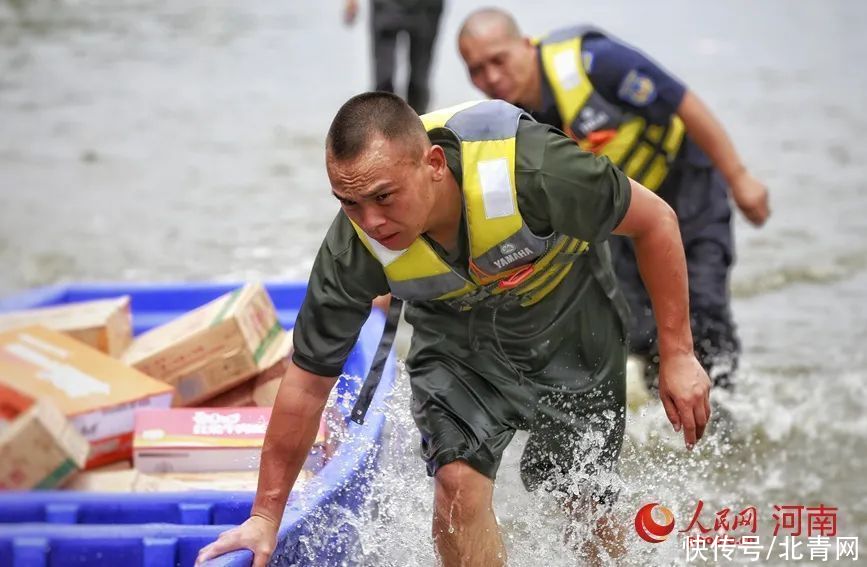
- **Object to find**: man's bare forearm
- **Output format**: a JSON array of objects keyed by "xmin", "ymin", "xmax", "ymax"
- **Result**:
[
  {"xmin": 677, "ymin": 90, "xmax": 746, "ymax": 185},
  {"xmin": 615, "ymin": 180, "xmax": 693, "ymax": 358},
  {"xmin": 633, "ymin": 210, "xmax": 692, "ymax": 357},
  {"xmin": 251, "ymin": 362, "xmax": 337, "ymax": 525}
]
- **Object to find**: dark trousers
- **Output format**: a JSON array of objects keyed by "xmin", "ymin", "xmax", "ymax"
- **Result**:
[
  {"xmin": 370, "ymin": 1, "xmax": 443, "ymax": 113},
  {"xmin": 611, "ymin": 159, "xmax": 740, "ymax": 391}
]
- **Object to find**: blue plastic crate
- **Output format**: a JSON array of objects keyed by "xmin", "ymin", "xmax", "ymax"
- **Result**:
[{"xmin": 0, "ymin": 282, "xmax": 396, "ymax": 566}]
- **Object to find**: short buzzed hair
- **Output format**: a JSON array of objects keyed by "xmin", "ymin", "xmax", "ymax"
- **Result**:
[
  {"xmin": 326, "ymin": 92, "xmax": 428, "ymax": 163},
  {"xmin": 458, "ymin": 7, "xmax": 522, "ymax": 41}
]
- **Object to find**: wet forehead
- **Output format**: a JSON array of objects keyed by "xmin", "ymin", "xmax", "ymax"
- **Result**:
[{"xmin": 328, "ymin": 136, "xmax": 416, "ymax": 197}]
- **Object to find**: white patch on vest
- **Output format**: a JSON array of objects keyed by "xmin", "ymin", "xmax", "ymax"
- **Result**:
[
  {"xmin": 367, "ymin": 237, "xmax": 407, "ymax": 266},
  {"xmin": 477, "ymin": 158, "xmax": 514, "ymax": 220},
  {"xmin": 492, "ymin": 247, "xmax": 533, "ymax": 270},
  {"xmin": 553, "ymin": 50, "xmax": 581, "ymax": 90}
]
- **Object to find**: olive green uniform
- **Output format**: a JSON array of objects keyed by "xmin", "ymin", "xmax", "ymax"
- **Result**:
[{"xmin": 293, "ymin": 119, "xmax": 631, "ymax": 497}]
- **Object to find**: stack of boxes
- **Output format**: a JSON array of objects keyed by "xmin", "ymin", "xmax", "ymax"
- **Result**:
[{"xmin": 0, "ymin": 283, "xmax": 333, "ymax": 493}]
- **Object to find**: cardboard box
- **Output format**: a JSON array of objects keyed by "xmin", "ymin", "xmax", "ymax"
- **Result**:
[
  {"xmin": 133, "ymin": 407, "xmax": 328, "ymax": 473},
  {"xmin": 122, "ymin": 284, "xmax": 283, "ymax": 406},
  {"xmin": 0, "ymin": 384, "xmax": 90, "ymax": 489},
  {"xmin": 196, "ymin": 379, "xmax": 255, "ymax": 408},
  {"xmin": 252, "ymin": 329, "xmax": 292, "ymax": 408},
  {"xmin": 194, "ymin": 328, "xmax": 292, "ymax": 409},
  {"xmin": 0, "ymin": 297, "xmax": 132, "ymax": 357},
  {"xmin": 0, "ymin": 326, "xmax": 174, "ymax": 468}
]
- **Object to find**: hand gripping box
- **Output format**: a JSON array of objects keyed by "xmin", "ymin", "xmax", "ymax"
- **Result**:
[
  {"xmin": 0, "ymin": 326, "xmax": 174, "ymax": 468},
  {"xmin": 122, "ymin": 283, "xmax": 284, "ymax": 406},
  {"xmin": 0, "ymin": 296, "xmax": 132, "ymax": 357},
  {"xmin": 0, "ymin": 384, "xmax": 90, "ymax": 489},
  {"xmin": 133, "ymin": 407, "xmax": 329, "ymax": 473}
]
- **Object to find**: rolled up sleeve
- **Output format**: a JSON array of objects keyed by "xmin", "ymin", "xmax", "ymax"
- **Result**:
[{"xmin": 292, "ymin": 214, "xmax": 390, "ymax": 376}]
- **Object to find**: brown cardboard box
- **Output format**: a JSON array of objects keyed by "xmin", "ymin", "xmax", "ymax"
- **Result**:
[
  {"xmin": 0, "ymin": 326, "xmax": 174, "ymax": 468},
  {"xmin": 195, "ymin": 379, "xmax": 255, "ymax": 408},
  {"xmin": 252, "ymin": 358, "xmax": 289, "ymax": 408},
  {"xmin": 194, "ymin": 328, "xmax": 293, "ymax": 408},
  {"xmin": 252, "ymin": 329, "xmax": 292, "ymax": 408},
  {"xmin": 0, "ymin": 297, "xmax": 132, "ymax": 357},
  {"xmin": 122, "ymin": 284, "xmax": 283, "ymax": 406},
  {"xmin": 0, "ymin": 384, "xmax": 90, "ymax": 489}
]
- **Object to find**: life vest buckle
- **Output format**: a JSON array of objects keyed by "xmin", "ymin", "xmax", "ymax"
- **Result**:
[{"xmin": 498, "ymin": 265, "xmax": 534, "ymax": 289}]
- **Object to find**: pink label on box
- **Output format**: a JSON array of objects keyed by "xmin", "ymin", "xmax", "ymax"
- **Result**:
[{"xmin": 135, "ymin": 407, "xmax": 271, "ymax": 449}]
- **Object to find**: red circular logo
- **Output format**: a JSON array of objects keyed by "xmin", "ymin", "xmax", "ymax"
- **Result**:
[{"xmin": 634, "ymin": 503, "xmax": 675, "ymax": 543}]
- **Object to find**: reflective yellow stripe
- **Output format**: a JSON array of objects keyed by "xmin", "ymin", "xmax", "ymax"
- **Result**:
[
  {"xmin": 485, "ymin": 237, "xmax": 586, "ymax": 301},
  {"xmin": 663, "ymin": 116, "xmax": 686, "ymax": 155},
  {"xmin": 629, "ymin": 124, "xmax": 665, "ymax": 179},
  {"xmin": 599, "ymin": 118, "xmax": 644, "ymax": 167},
  {"xmin": 623, "ymin": 143, "xmax": 654, "ymax": 178},
  {"xmin": 644, "ymin": 124, "xmax": 665, "ymax": 145},
  {"xmin": 462, "ymin": 138, "xmax": 521, "ymax": 259},
  {"xmin": 539, "ymin": 36, "xmax": 591, "ymax": 133},
  {"xmin": 512, "ymin": 239, "xmax": 587, "ymax": 297},
  {"xmin": 641, "ymin": 156, "xmax": 668, "ymax": 191},
  {"xmin": 353, "ymin": 227, "xmax": 450, "ymax": 281},
  {"xmin": 520, "ymin": 264, "xmax": 575, "ymax": 307},
  {"xmin": 352, "ymin": 220, "xmax": 477, "ymax": 300}
]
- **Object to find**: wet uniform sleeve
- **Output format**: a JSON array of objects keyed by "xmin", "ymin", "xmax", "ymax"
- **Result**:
[
  {"xmin": 583, "ymin": 35, "xmax": 686, "ymax": 124},
  {"xmin": 517, "ymin": 121, "xmax": 631, "ymax": 242},
  {"xmin": 291, "ymin": 212, "xmax": 390, "ymax": 377}
]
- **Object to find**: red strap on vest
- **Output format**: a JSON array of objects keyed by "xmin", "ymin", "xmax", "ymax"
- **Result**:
[{"xmin": 497, "ymin": 265, "xmax": 535, "ymax": 289}]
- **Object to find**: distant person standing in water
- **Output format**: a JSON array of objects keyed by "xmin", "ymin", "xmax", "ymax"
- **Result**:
[{"xmin": 344, "ymin": 0, "xmax": 445, "ymax": 113}]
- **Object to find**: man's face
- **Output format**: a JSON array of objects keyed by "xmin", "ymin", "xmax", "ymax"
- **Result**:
[
  {"xmin": 459, "ymin": 27, "xmax": 534, "ymax": 104},
  {"xmin": 328, "ymin": 136, "xmax": 435, "ymax": 251}
]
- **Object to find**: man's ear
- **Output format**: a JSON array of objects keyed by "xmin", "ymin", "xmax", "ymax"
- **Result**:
[{"xmin": 427, "ymin": 144, "xmax": 447, "ymax": 182}]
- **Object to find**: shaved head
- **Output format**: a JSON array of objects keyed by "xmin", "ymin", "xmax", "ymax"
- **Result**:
[
  {"xmin": 458, "ymin": 7, "xmax": 522, "ymax": 41},
  {"xmin": 326, "ymin": 91, "xmax": 428, "ymax": 164},
  {"xmin": 458, "ymin": 8, "xmax": 539, "ymax": 108},
  {"xmin": 325, "ymin": 91, "xmax": 452, "ymax": 252}
]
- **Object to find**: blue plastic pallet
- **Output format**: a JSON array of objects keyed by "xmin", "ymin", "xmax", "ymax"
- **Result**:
[{"xmin": 0, "ymin": 283, "xmax": 396, "ymax": 566}]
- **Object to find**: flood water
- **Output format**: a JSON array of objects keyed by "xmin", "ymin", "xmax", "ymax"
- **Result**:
[{"xmin": 1, "ymin": 1, "xmax": 865, "ymax": 565}]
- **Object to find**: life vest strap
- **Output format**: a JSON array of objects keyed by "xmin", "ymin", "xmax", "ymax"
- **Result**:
[
  {"xmin": 351, "ymin": 297, "xmax": 404, "ymax": 425},
  {"xmin": 498, "ymin": 265, "xmax": 535, "ymax": 289}
]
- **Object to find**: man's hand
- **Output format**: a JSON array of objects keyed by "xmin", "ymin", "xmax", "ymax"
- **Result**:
[
  {"xmin": 195, "ymin": 514, "xmax": 279, "ymax": 567},
  {"xmin": 372, "ymin": 294, "xmax": 392, "ymax": 313},
  {"xmin": 730, "ymin": 170, "xmax": 770, "ymax": 226},
  {"xmin": 658, "ymin": 354, "xmax": 712, "ymax": 449}
]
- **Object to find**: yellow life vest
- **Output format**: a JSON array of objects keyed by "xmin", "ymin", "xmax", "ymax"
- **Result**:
[
  {"xmin": 350, "ymin": 100, "xmax": 588, "ymax": 310},
  {"xmin": 538, "ymin": 26, "xmax": 685, "ymax": 191}
]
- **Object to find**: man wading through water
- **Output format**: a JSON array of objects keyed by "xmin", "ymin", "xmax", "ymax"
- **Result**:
[
  {"xmin": 457, "ymin": 8, "xmax": 770, "ymax": 394},
  {"xmin": 196, "ymin": 93, "xmax": 711, "ymax": 566}
]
